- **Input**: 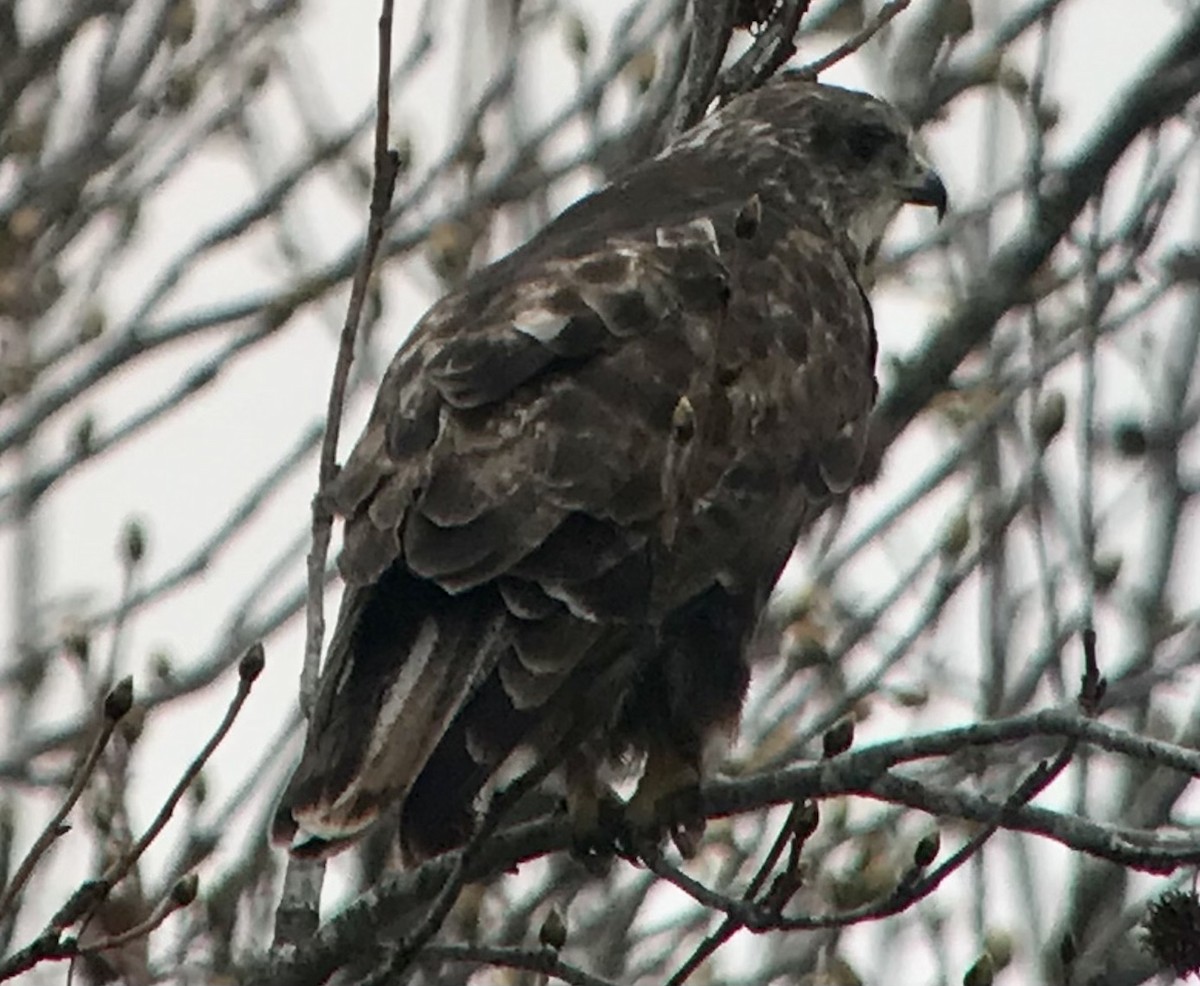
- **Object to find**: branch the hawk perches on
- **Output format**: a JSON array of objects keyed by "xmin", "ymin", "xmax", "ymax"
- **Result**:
[{"xmin": 272, "ymin": 79, "xmax": 946, "ymax": 863}]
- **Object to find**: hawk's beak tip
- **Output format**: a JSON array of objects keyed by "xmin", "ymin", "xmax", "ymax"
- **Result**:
[{"xmin": 906, "ymin": 170, "xmax": 948, "ymax": 222}]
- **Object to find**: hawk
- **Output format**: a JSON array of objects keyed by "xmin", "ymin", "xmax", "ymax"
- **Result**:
[{"xmin": 273, "ymin": 79, "xmax": 946, "ymax": 863}]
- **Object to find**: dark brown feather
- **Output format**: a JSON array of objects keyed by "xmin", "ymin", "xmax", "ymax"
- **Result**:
[{"xmin": 273, "ymin": 79, "xmax": 945, "ymax": 861}]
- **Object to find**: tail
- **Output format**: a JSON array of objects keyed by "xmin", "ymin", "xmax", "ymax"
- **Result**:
[{"xmin": 271, "ymin": 564, "xmax": 511, "ymax": 858}]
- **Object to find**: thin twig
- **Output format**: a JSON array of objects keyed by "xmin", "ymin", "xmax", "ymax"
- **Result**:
[
  {"xmin": 265, "ymin": 693, "xmax": 1200, "ymax": 984},
  {"xmin": 670, "ymin": 0, "xmax": 736, "ymax": 134},
  {"xmin": 0, "ymin": 877, "xmax": 194, "ymax": 980},
  {"xmin": 274, "ymin": 0, "xmax": 401, "ymax": 954},
  {"xmin": 363, "ymin": 748, "xmax": 570, "ymax": 980},
  {"xmin": 78, "ymin": 875, "xmax": 197, "ymax": 956},
  {"xmin": 647, "ymin": 745, "xmax": 1075, "ymax": 934},
  {"xmin": 0, "ymin": 680, "xmax": 130, "ymax": 922},
  {"xmin": 0, "ymin": 551, "xmax": 331, "ymax": 778},
  {"xmin": 867, "ymin": 15, "xmax": 1200, "ymax": 463},
  {"xmin": 107, "ymin": 647, "xmax": 261, "ymax": 894},
  {"xmin": 666, "ymin": 802, "xmax": 816, "ymax": 986},
  {"xmin": 718, "ymin": 0, "xmax": 811, "ymax": 98},
  {"xmin": 300, "ymin": 0, "xmax": 401, "ymax": 715},
  {"xmin": 1, "ymin": 654, "xmax": 263, "ymax": 982},
  {"xmin": 798, "ymin": 0, "xmax": 911, "ymax": 78},
  {"xmin": 42, "ymin": 648, "xmax": 262, "ymax": 938},
  {"xmin": 96, "ymin": 536, "xmax": 141, "ymax": 698},
  {"xmin": 773, "ymin": 747, "xmax": 1077, "ymax": 930}
]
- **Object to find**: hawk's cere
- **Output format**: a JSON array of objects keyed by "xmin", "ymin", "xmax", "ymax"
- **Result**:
[{"xmin": 273, "ymin": 79, "xmax": 946, "ymax": 862}]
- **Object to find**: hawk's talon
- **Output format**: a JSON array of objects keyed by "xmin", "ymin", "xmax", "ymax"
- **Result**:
[
  {"xmin": 618, "ymin": 779, "xmax": 706, "ymax": 862},
  {"xmin": 566, "ymin": 789, "xmax": 625, "ymax": 872},
  {"xmin": 565, "ymin": 785, "xmax": 705, "ymax": 866},
  {"xmin": 666, "ymin": 784, "xmax": 705, "ymax": 859}
]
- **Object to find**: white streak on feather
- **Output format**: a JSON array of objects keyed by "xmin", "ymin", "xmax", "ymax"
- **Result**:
[
  {"xmin": 767, "ymin": 297, "xmax": 794, "ymax": 320},
  {"xmin": 656, "ymin": 217, "xmax": 720, "ymax": 255},
  {"xmin": 541, "ymin": 582, "xmax": 605, "ymax": 622},
  {"xmin": 512, "ymin": 309, "xmax": 570, "ymax": 343},
  {"xmin": 368, "ymin": 617, "xmax": 440, "ymax": 758},
  {"xmin": 322, "ymin": 617, "xmax": 440, "ymax": 823},
  {"xmin": 292, "ymin": 810, "xmax": 362, "ymax": 843},
  {"xmin": 662, "ymin": 117, "xmax": 772, "ymax": 155}
]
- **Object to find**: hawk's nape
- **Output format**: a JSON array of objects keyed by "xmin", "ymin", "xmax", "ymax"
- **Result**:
[{"xmin": 272, "ymin": 80, "xmax": 946, "ymax": 864}]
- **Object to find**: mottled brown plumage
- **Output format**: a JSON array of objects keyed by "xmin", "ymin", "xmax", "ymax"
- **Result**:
[{"xmin": 273, "ymin": 78, "xmax": 946, "ymax": 862}]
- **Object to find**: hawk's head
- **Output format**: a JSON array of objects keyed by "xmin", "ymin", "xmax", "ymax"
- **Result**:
[{"xmin": 665, "ymin": 78, "xmax": 946, "ymax": 265}]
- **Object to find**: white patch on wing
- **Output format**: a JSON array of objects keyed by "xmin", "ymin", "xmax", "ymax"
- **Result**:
[
  {"xmin": 512, "ymin": 309, "xmax": 571, "ymax": 343},
  {"xmin": 656, "ymin": 217, "xmax": 720, "ymax": 255},
  {"xmin": 767, "ymin": 296, "xmax": 794, "ymax": 320},
  {"xmin": 664, "ymin": 117, "xmax": 773, "ymax": 156}
]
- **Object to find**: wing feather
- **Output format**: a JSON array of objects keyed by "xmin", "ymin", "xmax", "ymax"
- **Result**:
[{"xmin": 332, "ymin": 214, "xmax": 735, "ymax": 598}]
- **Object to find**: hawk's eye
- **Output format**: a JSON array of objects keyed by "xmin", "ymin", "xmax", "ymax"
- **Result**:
[{"xmin": 844, "ymin": 123, "xmax": 894, "ymax": 164}]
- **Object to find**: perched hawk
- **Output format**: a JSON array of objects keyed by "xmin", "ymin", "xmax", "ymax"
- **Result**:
[{"xmin": 273, "ymin": 79, "xmax": 946, "ymax": 862}]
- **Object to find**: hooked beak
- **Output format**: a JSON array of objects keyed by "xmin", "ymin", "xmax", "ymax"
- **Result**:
[{"xmin": 904, "ymin": 169, "xmax": 948, "ymax": 222}]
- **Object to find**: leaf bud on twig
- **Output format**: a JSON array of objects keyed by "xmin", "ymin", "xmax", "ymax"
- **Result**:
[
  {"xmin": 940, "ymin": 510, "xmax": 970, "ymax": 559},
  {"xmin": 171, "ymin": 873, "xmax": 200, "ymax": 907},
  {"xmin": 539, "ymin": 907, "xmax": 567, "ymax": 951},
  {"xmin": 983, "ymin": 930, "xmax": 1014, "ymax": 971},
  {"xmin": 104, "ymin": 677, "xmax": 134, "ymax": 721},
  {"xmin": 563, "ymin": 13, "xmax": 589, "ymax": 59},
  {"xmin": 822, "ymin": 718, "xmax": 854, "ymax": 758},
  {"xmin": 1112, "ymin": 420, "xmax": 1147, "ymax": 457},
  {"xmin": 962, "ymin": 951, "xmax": 994, "ymax": 986},
  {"xmin": 1033, "ymin": 390, "xmax": 1066, "ymax": 449},
  {"xmin": 912, "ymin": 830, "xmax": 940, "ymax": 868},
  {"xmin": 166, "ymin": 0, "xmax": 196, "ymax": 46},
  {"xmin": 1092, "ymin": 553, "xmax": 1122, "ymax": 593},
  {"xmin": 239, "ymin": 642, "xmax": 265, "ymax": 682},
  {"xmin": 795, "ymin": 800, "xmax": 820, "ymax": 841},
  {"xmin": 626, "ymin": 49, "xmax": 657, "ymax": 94},
  {"xmin": 122, "ymin": 519, "xmax": 147, "ymax": 566}
]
